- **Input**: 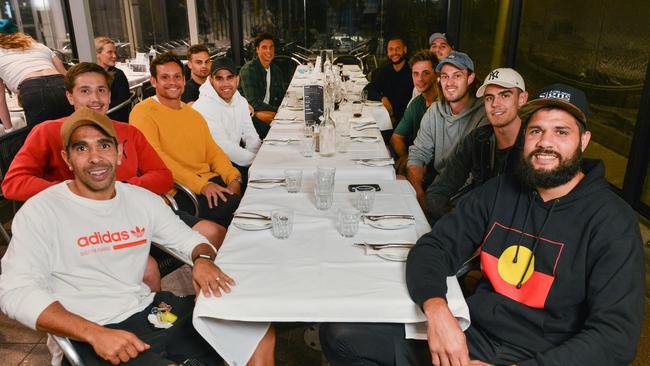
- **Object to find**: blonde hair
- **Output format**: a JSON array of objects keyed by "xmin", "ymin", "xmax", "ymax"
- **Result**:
[
  {"xmin": 94, "ymin": 36, "xmax": 115, "ymax": 53},
  {"xmin": 0, "ymin": 32, "xmax": 34, "ymax": 50}
]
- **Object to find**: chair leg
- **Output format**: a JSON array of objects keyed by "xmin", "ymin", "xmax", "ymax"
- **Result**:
[{"xmin": 0, "ymin": 224, "xmax": 10, "ymax": 244}]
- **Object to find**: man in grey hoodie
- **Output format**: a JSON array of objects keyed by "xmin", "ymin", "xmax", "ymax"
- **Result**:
[{"xmin": 407, "ymin": 51, "xmax": 487, "ymax": 209}]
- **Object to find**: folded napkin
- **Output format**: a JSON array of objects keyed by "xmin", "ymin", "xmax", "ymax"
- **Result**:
[
  {"xmin": 272, "ymin": 118, "xmax": 299, "ymax": 125},
  {"xmin": 232, "ymin": 211, "xmax": 272, "ymax": 230},
  {"xmin": 350, "ymin": 136, "xmax": 381, "ymax": 143},
  {"xmin": 263, "ymin": 138, "xmax": 300, "ymax": 145},
  {"xmin": 357, "ymin": 242, "xmax": 415, "ymax": 262},
  {"xmin": 354, "ymin": 158, "xmax": 394, "ymax": 167},
  {"xmin": 350, "ymin": 117, "xmax": 374, "ymax": 124}
]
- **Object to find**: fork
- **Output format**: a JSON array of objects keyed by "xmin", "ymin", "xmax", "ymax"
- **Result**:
[
  {"xmin": 362, "ymin": 214, "xmax": 414, "ymax": 221},
  {"xmin": 234, "ymin": 211, "xmax": 272, "ymax": 220},
  {"xmin": 354, "ymin": 242, "xmax": 415, "ymax": 250},
  {"xmin": 249, "ymin": 178, "xmax": 286, "ymax": 183}
]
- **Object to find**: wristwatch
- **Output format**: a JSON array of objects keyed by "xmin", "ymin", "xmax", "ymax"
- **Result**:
[
  {"xmin": 234, "ymin": 176, "xmax": 243, "ymax": 184},
  {"xmin": 193, "ymin": 253, "xmax": 215, "ymax": 264}
]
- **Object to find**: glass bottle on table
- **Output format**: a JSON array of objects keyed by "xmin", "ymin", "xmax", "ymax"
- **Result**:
[{"xmin": 319, "ymin": 106, "xmax": 336, "ymax": 157}]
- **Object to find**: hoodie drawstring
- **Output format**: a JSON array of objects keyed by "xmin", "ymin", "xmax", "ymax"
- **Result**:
[
  {"xmin": 516, "ymin": 198, "xmax": 559, "ymax": 289},
  {"xmin": 513, "ymin": 192, "xmax": 535, "ymax": 264}
]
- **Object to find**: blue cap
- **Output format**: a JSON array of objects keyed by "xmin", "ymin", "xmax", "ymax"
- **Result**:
[
  {"xmin": 435, "ymin": 51, "xmax": 474, "ymax": 73},
  {"xmin": 0, "ymin": 19, "xmax": 18, "ymax": 35}
]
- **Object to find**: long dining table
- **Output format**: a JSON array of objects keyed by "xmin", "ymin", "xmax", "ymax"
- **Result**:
[{"xmin": 192, "ymin": 64, "xmax": 470, "ymax": 365}]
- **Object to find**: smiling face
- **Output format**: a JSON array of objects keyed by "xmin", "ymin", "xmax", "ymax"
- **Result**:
[
  {"xmin": 386, "ymin": 39, "xmax": 407, "ymax": 65},
  {"xmin": 411, "ymin": 60, "xmax": 436, "ymax": 94},
  {"xmin": 429, "ymin": 38, "xmax": 451, "ymax": 61},
  {"xmin": 188, "ymin": 51, "xmax": 212, "ymax": 80},
  {"xmin": 256, "ymin": 39, "xmax": 275, "ymax": 67},
  {"xmin": 438, "ymin": 64, "xmax": 474, "ymax": 103},
  {"xmin": 66, "ymin": 72, "xmax": 111, "ymax": 114},
  {"xmin": 519, "ymin": 108, "xmax": 591, "ymax": 189},
  {"xmin": 61, "ymin": 125, "xmax": 122, "ymax": 200},
  {"xmin": 151, "ymin": 61, "xmax": 185, "ymax": 102},
  {"xmin": 96, "ymin": 42, "xmax": 117, "ymax": 69},
  {"xmin": 483, "ymin": 85, "xmax": 528, "ymax": 128},
  {"xmin": 211, "ymin": 68, "xmax": 239, "ymax": 102}
]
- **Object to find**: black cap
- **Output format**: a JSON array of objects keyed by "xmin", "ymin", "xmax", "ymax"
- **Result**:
[
  {"xmin": 518, "ymin": 83, "xmax": 589, "ymax": 130},
  {"xmin": 211, "ymin": 57, "xmax": 238, "ymax": 75}
]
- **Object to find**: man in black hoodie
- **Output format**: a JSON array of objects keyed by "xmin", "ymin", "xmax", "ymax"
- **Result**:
[{"xmin": 320, "ymin": 84, "xmax": 645, "ymax": 365}]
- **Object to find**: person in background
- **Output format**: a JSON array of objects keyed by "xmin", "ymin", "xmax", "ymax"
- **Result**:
[
  {"xmin": 426, "ymin": 68, "xmax": 528, "ymax": 222},
  {"xmin": 182, "ymin": 44, "xmax": 212, "ymax": 104},
  {"xmin": 95, "ymin": 36, "xmax": 131, "ymax": 122},
  {"xmin": 428, "ymin": 32, "xmax": 453, "ymax": 62},
  {"xmin": 193, "ymin": 57, "xmax": 261, "ymax": 179},
  {"xmin": 238, "ymin": 32, "xmax": 286, "ymax": 139},
  {"xmin": 0, "ymin": 19, "xmax": 72, "ymax": 131},
  {"xmin": 390, "ymin": 50, "xmax": 438, "ymax": 175}
]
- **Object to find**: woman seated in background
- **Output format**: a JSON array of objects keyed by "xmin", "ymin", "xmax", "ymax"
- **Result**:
[{"xmin": 95, "ymin": 36, "xmax": 131, "ymax": 122}]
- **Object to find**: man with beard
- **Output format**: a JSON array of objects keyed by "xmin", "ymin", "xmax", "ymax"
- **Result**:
[
  {"xmin": 407, "ymin": 51, "xmax": 487, "ymax": 209},
  {"xmin": 320, "ymin": 84, "xmax": 645, "ymax": 365},
  {"xmin": 367, "ymin": 37, "xmax": 414, "ymax": 127},
  {"xmin": 425, "ymin": 68, "xmax": 528, "ymax": 221},
  {"xmin": 182, "ymin": 44, "xmax": 212, "ymax": 103},
  {"xmin": 390, "ymin": 50, "xmax": 438, "ymax": 175}
]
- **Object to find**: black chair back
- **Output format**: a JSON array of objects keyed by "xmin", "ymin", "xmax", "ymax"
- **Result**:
[
  {"xmin": 272, "ymin": 55, "xmax": 302, "ymax": 86},
  {"xmin": 0, "ymin": 128, "xmax": 30, "ymax": 181}
]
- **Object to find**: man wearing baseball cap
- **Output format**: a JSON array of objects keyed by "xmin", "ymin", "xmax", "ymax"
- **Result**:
[
  {"xmin": 407, "ymin": 51, "xmax": 487, "ymax": 209},
  {"xmin": 428, "ymin": 32, "xmax": 453, "ymax": 61},
  {"xmin": 425, "ymin": 67, "xmax": 528, "ymax": 221},
  {"xmin": 193, "ymin": 57, "xmax": 261, "ymax": 170},
  {"xmin": 322, "ymin": 83, "xmax": 645, "ymax": 365},
  {"xmin": 0, "ymin": 107, "xmax": 232, "ymax": 365}
]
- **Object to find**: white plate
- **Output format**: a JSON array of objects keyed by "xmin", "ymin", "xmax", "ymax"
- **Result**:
[
  {"xmin": 248, "ymin": 181, "xmax": 285, "ymax": 189},
  {"xmin": 364, "ymin": 218, "xmax": 415, "ymax": 230},
  {"xmin": 232, "ymin": 220, "xmax": 272, "ymax": 231},
  {"xmin": 376, "ymin": 251, "xmax": 408, "ymax": 262}
]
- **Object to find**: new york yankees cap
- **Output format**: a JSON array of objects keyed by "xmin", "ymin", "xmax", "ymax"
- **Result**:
[{"xmin": 476, "ymin": 68, "xmax": 525, "ymax": 97}]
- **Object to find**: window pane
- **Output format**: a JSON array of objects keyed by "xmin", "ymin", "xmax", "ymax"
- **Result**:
[
  {"xmin": 517, "ymin": 0, "xmax": 650, "ymax": 190},
  {"xmin": 89, "ymin": 0, "xmax": 131, "ymax": 59},
  {"xmin": 130, "ymin": 0, "xmax": 189, "ymax": 52},
  {"xmin": 459, "ymin": 0, "xmax": 505, "ymax": 79},
  {"xmin": 197, "ymin": 0, "xmax": 231, "ymax": 49},
  {"xmin": 241, "ymin": 0, "xmax": 304, "ymax": 46},
  {"xmin": 2, "ymin": 0, "xmax": 70, "ymax": 51}
]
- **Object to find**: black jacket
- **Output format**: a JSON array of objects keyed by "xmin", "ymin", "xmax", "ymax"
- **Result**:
[
  {"xmin": 425, "ymin": 124, "xmax": 523, "ymax": 221},
  {"xmin": 107, "ymin": 67, "xmax": 131, "ymax": 123},
  {"xmin": 407, "ymin": 159, "xmax": 645, "ymax": 365}
]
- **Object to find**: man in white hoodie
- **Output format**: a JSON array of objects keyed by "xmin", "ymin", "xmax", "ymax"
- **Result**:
[{"xmin": 193, "ymin": 57, "xmax": 261, "ymax": 171}]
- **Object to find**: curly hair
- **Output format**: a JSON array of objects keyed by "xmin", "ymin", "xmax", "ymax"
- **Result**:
[{"xmin": 0, "ymin": 32, "xmax": 34, "ymax": 50}]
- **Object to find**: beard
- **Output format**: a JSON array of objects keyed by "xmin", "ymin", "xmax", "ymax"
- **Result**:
[
  {"xmin": 390, "ymin": 55, "xmax": 405, "ymax": 65},
  {"xmin": 516, "ymin": 146, "xmax": 583, "ymax": 190}
]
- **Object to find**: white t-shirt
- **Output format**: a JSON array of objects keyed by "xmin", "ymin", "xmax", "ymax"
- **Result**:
[
  {"xmin": 0, "ymin": 43, "xmax": 56, "ymax": 91},
  {"xmin": 263, "ymin": 67, "xmax": 271, "ymax": 104},
  {"xmin": 0, "ymin": 182, "xmax": 209, "ymax": 329}
]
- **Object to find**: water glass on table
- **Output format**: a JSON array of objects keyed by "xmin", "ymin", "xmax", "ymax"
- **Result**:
[
  {"xmin": 337, "ymin": 208, "xmax": 360, "ymax": 237},
  {"xmin": 271, "ymin": 209, "xmax": 294, "ymax": 239},
  {"xmin": 354, "ymin": 185, "xmax": 376, "ymax": 213},
  {"xmin": 301, "ymin": 137, "xmax": 314, "ymax": 157},
  {"xmin": 336, "ymin": 134, "xmax": 349, "ymax": 153},
  {"xmin": 315, "ymin": 166, "xmax": 336, "ymax": 190},
  {"xmin": 314, "ymin": 186, "xmax": 334, "ymax": 210},
  {"xmin": 284, "ymin": 169, "xmax": 302, "ymax": 193}
]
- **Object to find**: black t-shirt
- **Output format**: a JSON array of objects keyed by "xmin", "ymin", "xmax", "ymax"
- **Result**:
[
  {"xmin": 181, "ymin": 78, "xmax": 201, "ymax": 103},
  {"xmin": 107, "ymin": 67, "xmax": 131, "ymax": 122},
  {"xmin": 368, "ymin": 62, "xmax": 414, "ymax": 121}
]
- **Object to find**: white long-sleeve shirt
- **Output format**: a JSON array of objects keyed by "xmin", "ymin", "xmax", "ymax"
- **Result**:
[
  {"xmin": 192, "ymin": 81, "xmax": 261, "ymax": 167},
  {"xmin": 0, "ymin": 182, "xmax": 209, "ymax": 329}
]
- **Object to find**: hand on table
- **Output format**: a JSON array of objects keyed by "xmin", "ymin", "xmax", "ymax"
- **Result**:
[
  {"xmin": 88, "ymin": 327, "xmax": 149, "ymax": 365},
  {"xmin": 192, "ymin": 259, "xmax": 236, "ymax": 298},
  {"xmin": 424, "ymin": 298, "xmax": 470, "ymax": 366},
  {"xmin": 200, "ymin": 182, "xmax": 233, "ymax": 208}
]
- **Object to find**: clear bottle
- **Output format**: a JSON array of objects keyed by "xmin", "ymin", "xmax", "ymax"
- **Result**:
[
  {"xmin": 148, "ymin": 46, "xmax": 157, "ymax": 63},
  {"xmin": 319, "ymin": 107, "xmax": 336, "ymax": 157}
]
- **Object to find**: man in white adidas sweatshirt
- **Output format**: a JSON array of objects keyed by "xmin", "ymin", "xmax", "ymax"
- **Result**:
[
  {"xmin": 193, "ymin": 57, "xmax": 261, "ymax": 168},
  {"xmin": 0, "ymin": 108, "xmax": 274, "ymax": 365}
]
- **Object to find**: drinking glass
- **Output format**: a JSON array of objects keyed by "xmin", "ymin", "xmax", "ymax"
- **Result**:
[
  {"xmin": 315, "ymin": 166, "xmax": 336, "ymax": 190},
  {"xmin": 314, "ymin": 186, "xmax": 334, "ymax": 210},
  {"xmin": 354, "ymin": 185, "xmax": 376, "ymax": 213},
  {"xmin": 301, "ymin": 137, "xmax": 314, "ymax": 158},
  {"xmin": 336, "ymin": 135, "xmax": 349, "ymax": 153},
  {"xmin": 284, "ymin": 169, "xmax": 302, "ymax": 193},
  {"xmin": 271, "ymin": 209, "xmax": 294, "ymax": 239},
  {"xmin": 337, "ymin": 208, "xmax": 360, "ymax": 237}
]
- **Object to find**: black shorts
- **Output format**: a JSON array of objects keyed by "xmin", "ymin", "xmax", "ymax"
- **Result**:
[
  {"xmin": 175, "ymin": 209, "xmax": 201, "ymax": 228},
  {"xmin": 67, "ymin": 292, "xmax": 221, "ymax": 366}
]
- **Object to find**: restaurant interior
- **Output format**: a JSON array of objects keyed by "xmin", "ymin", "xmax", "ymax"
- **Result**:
[{"xmin": 1, "ymin": 0, "xmax": 649, "ymax": 365}]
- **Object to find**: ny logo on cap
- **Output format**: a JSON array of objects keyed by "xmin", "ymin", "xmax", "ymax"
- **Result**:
[
  {"xmin": 488, "ymin": 70, "xmax": 500, "ymax": 80},
  {"xmin": 539, "ymin": 90, "xmax": 572, "ymax": 102}
]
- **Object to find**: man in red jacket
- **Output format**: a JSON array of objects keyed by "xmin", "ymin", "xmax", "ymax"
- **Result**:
[{"xmin": 2, "ymin": 62, "xmax": 225, "ymax": 291}]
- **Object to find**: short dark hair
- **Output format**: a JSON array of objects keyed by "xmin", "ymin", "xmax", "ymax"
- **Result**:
[
  {"xmin": 409, "ymin": 50, "xmax": 437, "ymax": 70},
  {"xmin": 187, "ymin": 44, "xmax": 209, "ymax": 60},
  {"xmin": 386, "ymin": 36, "xmax": 406, "ymax": 49},
  {"xmin": 150, "ymin": 51, "xmax": 183, "ymax": 79},
  {"xmin": 64, "ymin": 62, "xmax": 113, "ymax": 92},
  {"xmin": 254, "ymin": 32, "xmax": 275, "ymax": 48}
]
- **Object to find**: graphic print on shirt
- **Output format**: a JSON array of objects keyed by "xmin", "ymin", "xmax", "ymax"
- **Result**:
[
  {"xmin": 480, "ymin": 222, "xmax": 564, "ymax": 308},
  {"xmin": 76, "ymin": 226, "xmax": 147, "ymax": 255}
]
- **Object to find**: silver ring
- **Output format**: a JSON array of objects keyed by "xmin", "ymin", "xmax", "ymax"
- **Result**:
[{"xmin": 215, "ymin": 276, "xmax": 221, "ymax": 282}]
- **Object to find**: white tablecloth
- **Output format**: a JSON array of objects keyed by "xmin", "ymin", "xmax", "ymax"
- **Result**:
[
  {"xmin": 193, "ymin": 180, "xmax": 470, "ymax": 365},
  {"xmin": 115, "ymin": 63, "xmax": 150, "ymax": 88}
]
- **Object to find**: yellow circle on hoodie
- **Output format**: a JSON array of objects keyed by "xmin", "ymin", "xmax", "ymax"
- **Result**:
[{"xmin": 497, "ymin": 245, "xmax": 535, "ymax": 286}]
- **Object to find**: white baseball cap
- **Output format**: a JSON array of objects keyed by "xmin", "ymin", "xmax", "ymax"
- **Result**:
[{"xmin": 476, "ymin": 68, "xmax": 525, "ymax": 97}]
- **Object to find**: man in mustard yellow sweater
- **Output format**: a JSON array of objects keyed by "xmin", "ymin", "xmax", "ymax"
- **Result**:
[{"xmin": 131, "ymin": 52, "xmax": 243, "ymax": 228}]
